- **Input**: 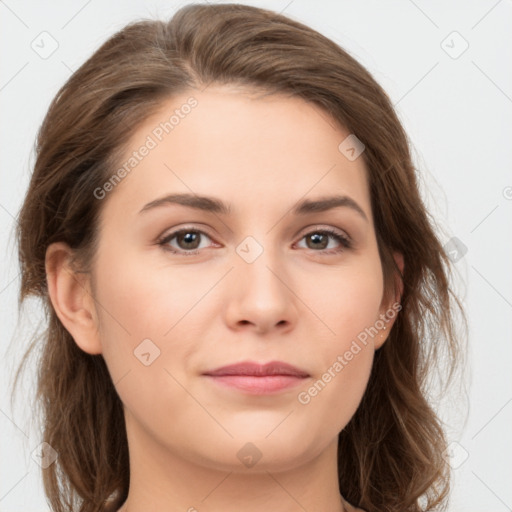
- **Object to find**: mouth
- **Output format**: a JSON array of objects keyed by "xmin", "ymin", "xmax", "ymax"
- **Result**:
[{"xmin": 202, "ymin": 360, "xmax": 310, "ymax": 395}]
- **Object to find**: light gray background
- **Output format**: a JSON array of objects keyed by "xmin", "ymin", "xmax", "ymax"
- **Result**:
[{"xmin": 1, "ymin": 1, "xmax": 511, "ymax": 511}]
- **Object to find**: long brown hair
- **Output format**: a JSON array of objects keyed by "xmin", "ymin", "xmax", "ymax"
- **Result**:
[{"xmin": 12, "ymin": 3, "xmax": 466, "ymax": 511}]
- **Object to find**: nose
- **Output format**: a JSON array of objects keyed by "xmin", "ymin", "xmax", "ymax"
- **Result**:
[{"xmin": 223, "ymin": 246, "xmax": 298, "ymax": 335}]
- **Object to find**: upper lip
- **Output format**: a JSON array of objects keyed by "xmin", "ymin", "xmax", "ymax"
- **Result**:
[{"xmin": 203, "ymin": 360, "xmax": 310, "ymax": 378}]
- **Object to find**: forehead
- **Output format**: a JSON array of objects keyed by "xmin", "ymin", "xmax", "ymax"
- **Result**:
[{"xmin": 102, "ymin": 85, "xmax": 371, "ymax": 221}]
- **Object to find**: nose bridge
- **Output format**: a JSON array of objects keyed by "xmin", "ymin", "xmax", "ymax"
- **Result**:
[
  {"xmin": 226, "ymin": 230, "xmax": 297, "ymax": 331},
  {"xmin": 236, "ymin": 231, "xmax": 288, "ymax": 297}
]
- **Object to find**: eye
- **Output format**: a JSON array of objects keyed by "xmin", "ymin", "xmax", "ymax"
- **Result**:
[
  {"xmin": 157, "ymin": 228, "xmax": 216, "ymax": 256},
  {"xmin": 295, "ymin": 227, "xmax": 352, "ymax": 254},
  {"xmin": 157, "ymin": 226, "xmax": 352, "ymax": 256}
]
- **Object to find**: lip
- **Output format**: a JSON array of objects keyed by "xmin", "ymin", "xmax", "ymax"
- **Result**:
[{"xmin": 202, "ymin": 361, "xmax": 310, "ymax": 395}]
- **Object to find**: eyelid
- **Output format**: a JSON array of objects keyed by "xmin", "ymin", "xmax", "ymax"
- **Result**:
[{"xmin": 296, "ymin": 224, "xmax": 351, "ymax": 242}]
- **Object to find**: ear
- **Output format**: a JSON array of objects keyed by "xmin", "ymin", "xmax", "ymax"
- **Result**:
[
  {"xmin": 45, "ymin": 242, "xmax": 102, "ymax": 355},
  {"xmin": 374, "ymin": 251, "xmax": 404, "ymax": 350}
]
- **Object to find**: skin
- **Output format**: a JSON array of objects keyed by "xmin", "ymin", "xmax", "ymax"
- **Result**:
[{"xmin": 46, "ymin": 85, "xmax": 403, "ymax": 512}]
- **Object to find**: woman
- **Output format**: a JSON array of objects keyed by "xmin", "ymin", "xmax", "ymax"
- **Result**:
[{"xmin": 13, "ymin": 3, "xmax": 464, "ymax": 511}]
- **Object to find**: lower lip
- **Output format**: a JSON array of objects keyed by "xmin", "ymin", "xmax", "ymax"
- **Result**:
[{"xmin": 204, "ymin": 375, "xmax": 308, "ymax": 395}]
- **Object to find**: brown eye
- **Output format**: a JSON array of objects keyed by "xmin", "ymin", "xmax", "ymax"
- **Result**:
[
  {"xmin": 305, "ymin": 232, "xmax": 330, "ymax": 250},
  {"xmin": 297, "ymin": 228, "xmax": 352, "ymax": 254},
  {"xmin": 175, "ymin": 231, "xmax": 202, "ymax": 250},
  {"xmin": 158, "ymin": 229, "xmax": 214, "ymax": 255}
]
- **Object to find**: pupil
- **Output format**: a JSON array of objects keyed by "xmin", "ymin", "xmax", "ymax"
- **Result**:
[
  {"xmin": 180, "ymin": 232, "xmax": 199, "ymax": 249},
  {"xmin": 309, "ymin": 233, "xmax": 327, "ymax": 249}
]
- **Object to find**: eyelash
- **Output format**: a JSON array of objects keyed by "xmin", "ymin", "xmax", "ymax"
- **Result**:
[{"xmin": 156, "ymin": 226, "xmax": 352, "ymax": 256}]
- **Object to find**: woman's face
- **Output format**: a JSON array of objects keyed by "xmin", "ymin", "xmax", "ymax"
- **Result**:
[{"xmin": 79, "ymin": 85, "xmax": 399, "ymax": 472}]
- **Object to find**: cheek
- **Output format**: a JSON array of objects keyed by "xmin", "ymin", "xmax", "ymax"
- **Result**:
[
  {"xmin": 93, "ymin": 246, "xmax": 202, "ymax": 340},
  {"xmin": 297, "ymin": 344, "xmax": 374, "ymax": 444},
  {"xmin": 311, "ymin": 255, "xmax": 384, "ymax": 345},
  {"xmin": 91, "ymin": 247, "xmax": 196, "ymax": 383},
  {"xmin": 295, "ymin": 260, "xmax": 383, "ymax": 429},
  {"xmin": 297, "ymin": 292, "xmax": 379, "ymax": 439},
  {"xmin": 92, "ymin": 256, "xmax": 198, "ymax": 431}
]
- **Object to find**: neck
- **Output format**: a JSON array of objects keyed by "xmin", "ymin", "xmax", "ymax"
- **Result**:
[{"xmin": 117, "ymin": 411, "xmax": 348, "ymax": 512}]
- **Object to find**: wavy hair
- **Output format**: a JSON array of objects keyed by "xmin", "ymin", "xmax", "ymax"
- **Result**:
[{"xmin": 12, "ymin": 3, "xmax": 466, "ymax": 511}]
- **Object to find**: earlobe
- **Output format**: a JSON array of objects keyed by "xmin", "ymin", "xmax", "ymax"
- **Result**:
[{"xmin": 45, "ymin": 242, "xmax": 102, "ymax": 355}]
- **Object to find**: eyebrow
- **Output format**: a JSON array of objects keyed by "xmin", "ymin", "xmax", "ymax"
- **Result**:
[{"xmin": 139, "ymin": 193, "xmax": 368, "ymax": 222}]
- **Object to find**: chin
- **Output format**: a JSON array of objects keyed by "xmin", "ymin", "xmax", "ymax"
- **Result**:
[{"xmin": 188, "ymin": 432, "xmax": 322, "ymax": 474}]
